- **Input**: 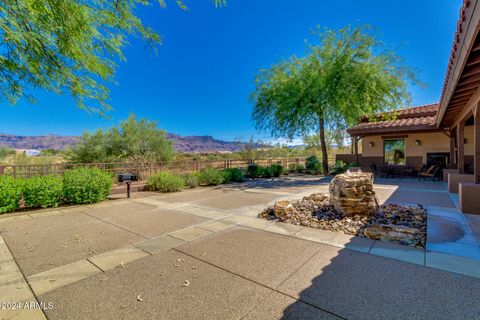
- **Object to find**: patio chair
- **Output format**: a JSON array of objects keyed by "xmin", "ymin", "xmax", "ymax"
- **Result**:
[
  {"xmin": 369, "ymin": 163, "xmax": 385, "ymax": 178},
  {"xmin": 418, "ymin": 165, "xmax": 440, "ymax": 182}
]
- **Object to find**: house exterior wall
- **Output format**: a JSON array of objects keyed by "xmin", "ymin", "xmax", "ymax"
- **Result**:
[{"xmin": 359, "ymin": 127, "xmax": 474, "ymax": 169}]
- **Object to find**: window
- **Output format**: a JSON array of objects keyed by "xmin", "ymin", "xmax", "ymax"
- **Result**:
[{"xmin": 384, "ymin": 139, "xmax": 405, "ymax": 165}]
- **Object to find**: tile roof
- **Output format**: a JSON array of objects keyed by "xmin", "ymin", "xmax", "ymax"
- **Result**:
[
  {"xmin": 348, "ymin": 103, "xmax": 439, "ymax": 135},
  {"xmin": 440, "ymin": 0, "xmax": 471, "ymax": 106}
]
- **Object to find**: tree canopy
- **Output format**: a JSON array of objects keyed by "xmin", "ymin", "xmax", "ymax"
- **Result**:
[
  {"xmin": 0, "ymin": 0, "xmax": 225, "ymax": 113},
  {"xmin": 250, "ymin": 25, "xmax": 421, "ymax": 172},
  {"xmin": 68, "ymin": 114, "xmax": 175, "ymax": 163}
]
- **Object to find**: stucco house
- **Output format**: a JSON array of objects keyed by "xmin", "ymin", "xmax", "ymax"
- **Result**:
[{"xmin": 339, "ymin": 0, "xmax": 480, "ymax": 214}]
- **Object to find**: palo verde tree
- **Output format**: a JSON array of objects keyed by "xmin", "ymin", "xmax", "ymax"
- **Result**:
[
  {"xmin": 250, "ymin": 25, "xmax": 421, "ymax": 173},
  {"xmin": 68, "ymin": 114, "xmax": 175, "ymax": 163},
  {"xmin": 0, "ymin": 0, "xmax": 225, "ymax": 114}
]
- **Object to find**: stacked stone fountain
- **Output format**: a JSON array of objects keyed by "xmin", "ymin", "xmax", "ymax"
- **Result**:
[
  {"xmin": 259, "ymin": 171, "xmax": 426, "ymax": 247},
  {"xmin": 329, "ymin": 171, "xmax": 379, "ymax": 217}
]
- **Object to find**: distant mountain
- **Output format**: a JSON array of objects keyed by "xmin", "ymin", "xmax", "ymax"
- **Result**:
[
  {"xmin": 165, "ymin": 134, "xmax": 243, "ymax": 153},
  {"xmin": 0, "ymin": 134, "xmax": 79, "ymax": 150},
  {"xmin": 0, "ymin": 133, "xmax": 246, "ymax": 153}
]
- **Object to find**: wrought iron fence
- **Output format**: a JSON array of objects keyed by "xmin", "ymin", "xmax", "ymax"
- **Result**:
[{"xmin": 0, "ymin": 158, "xmax": 306, "ymax": 184}]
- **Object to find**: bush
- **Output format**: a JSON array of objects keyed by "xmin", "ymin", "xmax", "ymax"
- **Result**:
[
  {"xmin": 63, "ymin": 168, "xmax": 113, "ymax": 204},
  {"xmin": 330, "ymin": 160, "xmax": 348, "ymax": 175},
  {"xmin": 261, "ymin": 166, "xmax": 273, "ymax": 178},
  {"xmin": 295, "ymin": 164, "xmax": 305, "ymax": 173},
  {"xmin": 147, "ymin": 172, "xmax": 185, "ymax": 192},
  {"xmin": 247, "ymin": 164, "xmax": 259, "ymax": 179},
  {"xmin": 270, "ymin": 164, "xmax": 284, "ymax": 177},
  {"xmin": 222, "ymin": 168, "xmax": 244, "ymax": 183},
  {"xmin": 23, "ymin": 176, "xmax": 63, "ymax": 208},
  {"xmin": 0, "ymin": 176, "xmax": 22, "ymax": 213},
  {"xmin": 184, "ymin": 172, "xmax": 200, "ymax": 188},
  {"xmin": 288, "ymin": 163, "xmax": 297, "ymax": 173},
  {"xmin": 198, "ymin": 167, "xmax": 224, "ymax": 186},
  {"xmin": 305, "ymin": 155, "xmax": 320, "ymax": 171}
]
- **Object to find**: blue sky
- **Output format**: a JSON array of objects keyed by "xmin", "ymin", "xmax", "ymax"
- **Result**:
[{"xmin": 0, "ymin": 0, "xmax": 462, "ymax": 141}]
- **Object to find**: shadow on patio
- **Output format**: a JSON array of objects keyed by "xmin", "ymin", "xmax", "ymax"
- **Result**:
[{"xmin": 278, "ymin": 177, "xmax": 480, "ymax": 319}]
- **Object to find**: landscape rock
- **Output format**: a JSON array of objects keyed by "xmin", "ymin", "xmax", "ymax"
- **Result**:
[
  {"xmin": 258, "ymin": 193, "xmax": 427, "ymax": 248},
  {"xmin": 329, "ymin": 172, "xmax": 379, "ymax": 217}
]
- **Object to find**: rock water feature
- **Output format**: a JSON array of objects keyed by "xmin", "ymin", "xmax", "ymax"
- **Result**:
[{"xmin": 258, "ymin": 171, "xmax": 427, "ymax": 248}]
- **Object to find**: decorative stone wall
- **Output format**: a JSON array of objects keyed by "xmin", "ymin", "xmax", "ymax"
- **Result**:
[{"xmin": 329, "ymin": 172, "xmax": 379, "ymax": 217}]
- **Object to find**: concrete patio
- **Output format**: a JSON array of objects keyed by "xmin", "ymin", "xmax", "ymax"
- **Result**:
[{"xmin": 1, "ymin": 175, "xmax": 480, "ymax": 319}]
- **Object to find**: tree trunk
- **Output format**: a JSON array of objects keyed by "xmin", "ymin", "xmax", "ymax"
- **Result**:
[{"xmin": 319, "ymin": 116, "xmax": 329, "ymax": 173}]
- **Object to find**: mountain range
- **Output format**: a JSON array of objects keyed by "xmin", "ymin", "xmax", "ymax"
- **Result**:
[{"xmin": 0, "ymin": 133, "xmax": 246, "ymax": 153}]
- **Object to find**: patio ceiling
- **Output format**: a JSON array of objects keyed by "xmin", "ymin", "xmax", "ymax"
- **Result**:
[{"xmin": 437, "ymin": 0, "xmax": 480, "ymax": 129}]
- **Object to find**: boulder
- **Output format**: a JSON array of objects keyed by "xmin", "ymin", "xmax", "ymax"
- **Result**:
[
  {"xmin": 363, "ymin": 224, "xmax": 421, "ymax": 244},
  {"xmin": 273, "ymin": 200, "xmax": 293, "ymax": 221},
  {"xmin": 329, "ymin": 172, "xmax": 379, "ymax": 217}
]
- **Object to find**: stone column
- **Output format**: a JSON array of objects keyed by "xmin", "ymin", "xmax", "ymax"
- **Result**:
[
  {"xmin": 457, "ymin": 122, "xmax": 465, "ymax": 174},
  {"xmin": 354, "ymin": 136, "xmax": 359, "ymax": 165},
  {"xmin": 449, "ymin": 131, "xmax": 456, "ymax": 168}
]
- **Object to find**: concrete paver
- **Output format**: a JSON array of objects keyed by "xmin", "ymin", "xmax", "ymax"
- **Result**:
[
  {"xmin": 84, "ymin": 206, "xmax": 208, "ymax": 239},
  {"xmin": 134, "ymin": 235, "xmax": 185, "ymax": 254},
  {"xmin": 425, "ymin": 251, "xmax": 480, "ymax": 279},
  {"xmin": 88, "ymin": 246, "xmax": 150, "ymax": 271},
  {"xmin": 169, "ymin": 226, "xmax": 213, "ymax": 241},
  {"xmin": 27, "ymin": 260, "xmax": 101, "ymax": 296},
  {"xmin": 294, "ymin": 227, "xmax": 338, "ymax": 244},
  {"xmin": 197, "ymin": 220, "xmax": 235, "ymax": 232},
  {"xmin": 327, "ymin": 233, "xmax": 375, "ymax": 253},
  {"xmin": 238, "ymin": 217, "xmax": 275, "ymax": 230},
  {"xmin": 370, "ymin": 240, "xmax": 425, "ymax": 265},
  {"xmin": 264, "ymin": 221, "xmax": 304, "ymax": 235}
]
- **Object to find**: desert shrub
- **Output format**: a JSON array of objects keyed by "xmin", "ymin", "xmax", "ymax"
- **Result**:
[
  {"xmin": 270, "ymin": 164, "xmax": 284, "ymax": 177},
  {"xmin": 261, "ymin": 166, "xmax": 273, "ymax": 178},
  {"xmin": 147, "ymin": 172, "xmax": 185, "ymax": 192},
  {"xmin": 63, "ymin": 168, "xmax": 113, "ymax": 204},
  {"xmin": 247, "ymin": 164, "xmax": 259, "ymax": 179},
  {"xmin": 295, "ymin": 164, "xmax": 305, "ymax": 173},
  {"xmin": 288, "ymin": 163, "xmax": 297, "ymax": 173},
  {"xmin": 23, "ymin": 176, "xmax": 63, "ymax": 208},
  {"xmin": 305, "ymin": 156, "xmax": 320, "ymax": 171},
  {"xmin": 330, "ymin": 160, "xmax": 348, "ymax": 175},
  {"xmin": 0, "ymin": 176, "xmax": 22, "ymax": 213},
  {"xmin": 184, "ymin": 172, "xmax": 200, "ymax": 188},
  {"xmin": 198, "ymin": 167, "xmax": 224, "ymax": 185},
  {"xmin": 222, "ymin": 168, "xmax": 244, "ymax": 183}
]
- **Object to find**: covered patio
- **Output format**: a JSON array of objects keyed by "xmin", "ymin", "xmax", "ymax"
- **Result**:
[{"xmin": 342, "ymin": 0, "xmax": 480, "ymax": 215}]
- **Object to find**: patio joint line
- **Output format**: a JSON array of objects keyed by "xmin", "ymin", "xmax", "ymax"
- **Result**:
[
  {"xmin": 79, "ymin": 211, "xmax": 151, "ymax": 240},
  {"xmin": 172, "ymin": 248, "xmax": 347, "ymax": 320}
]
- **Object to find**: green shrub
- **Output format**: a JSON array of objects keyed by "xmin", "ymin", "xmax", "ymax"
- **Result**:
[
  {"xmin": 147, "ymin": 172, "xmax": 185, "ymax": 192},
  {"xmin": 247, "ymin": 164, "xmax": 259, "ymax": 179},
  {"xmin": 270, "ymin": 164, "xmax": 284, "ymax": 177},
  {"xmin": 288, "ymin": 163, "xmax": 297, "ymax": 173},
  {"xmin": 198, "ymin": 167, "xmax": 224, "ymax": 185},
  {"xmin": 63, "ymin": 168, "xmax": 113, "ymax": 204},
  {"xmin": 184, "ymin": 172, "xmax": 200, "ymax": 188},
  {"xmin": 330, "ymin": 160, "xmax": 348, "ymax": 175},
  {"xmin": 261, "ymin": 166, "xmax": 273, "ymax": 178},
  {"xmin": 295, "ymin": 164, "xmax": 305, "ymax": 173},
  {"xmin": 0, "ymin": 176, "xmax": 22, "ymax": 213},
  {"xmin": 305, "ymin": 155, "xmax": 320, "ymax": 171},
  {"xmin": 23, "ymin": 176, "xmax": 63, "ymax": 208},
  {"xmin": 222, "ymin": 168, "xmax": 244, "ymax": 183}
]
